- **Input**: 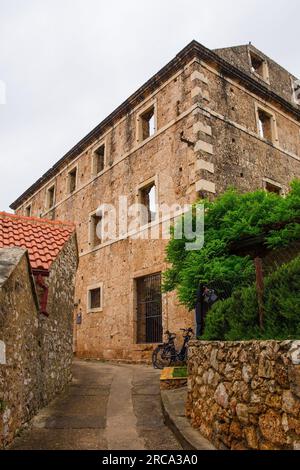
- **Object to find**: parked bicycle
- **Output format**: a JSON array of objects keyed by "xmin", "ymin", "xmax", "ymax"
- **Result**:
[{"xmin": 152, "ymin": 328, "xmax": 194, "ymax": 369}]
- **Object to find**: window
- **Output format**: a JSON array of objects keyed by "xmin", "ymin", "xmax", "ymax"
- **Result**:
[
  {"xmin": 136, "ymin": 273, "xmax": 162, "ymax": 344},
  {"xmin": 89, "ymin": 212, "xmax": 102, "ymax": 248},
  {"xmin": 257, "ymin": 108, "xmax": 277, "ymax": 143},
  {"xmin": 139, "ymin": 182, "xmax": 157, "ymax": 225},
  {"xmin": 68, "ymin": 167, "xmax": 77, "ymax": 194},
  {"xmin": 87, "ymin": 284, "xmax": 103, "ymax": 312},
  {"xmin": 137, "ymin": 105, "xmax": 156, "ymax": 142},
  {"xmin": 25, "ymin": 204, "xmax": 32, "ymax": 217},
  {"xmin": 292, "ymin": 79, "xmax": 300, "ymax": 105},
  {"xmin": 46, "ymin": 185, "xmax": 55, "ymax": 209},
  {"xmin": 264, "ymin": 180, "xmax": 282, "ymax": 195},
  {"xmin": 92, "ymin": 144, "xmax": 105, "ymax": 176},
  {"xmin": 250, "ymin": 51, "xmax": 269, "ymax": 82}
]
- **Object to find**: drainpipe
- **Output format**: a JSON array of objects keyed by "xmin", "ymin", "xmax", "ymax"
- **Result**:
[{"xmin": 34, "ymin": 270, "xmax": 50, "ymax": 316}]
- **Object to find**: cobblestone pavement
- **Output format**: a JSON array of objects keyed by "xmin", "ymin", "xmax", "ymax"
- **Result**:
[{"xmin": 10, "ymin": 359, "xmax": 181, "ymax": 450}]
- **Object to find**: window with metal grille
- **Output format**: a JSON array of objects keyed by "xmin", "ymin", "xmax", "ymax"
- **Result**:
[{"xmin": 136, "ymin": 273, "xmax": 162, "ymax": 344}]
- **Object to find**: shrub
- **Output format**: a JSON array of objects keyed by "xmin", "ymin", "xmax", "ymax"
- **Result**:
[
  {"xmin": 203, "ymin": 256, "xmax": 300, "ymax": 340},
  {"xmin": 163, "ymin": 181, "xmax": 300, "ymax": 312}
]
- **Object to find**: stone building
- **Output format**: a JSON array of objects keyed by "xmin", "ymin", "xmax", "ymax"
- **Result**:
[
  {"xmin": 0, "ymin": 213, "xmax": 78, "ymax": 447},
  {"xmin": 9, "ymin": 41, "xmax": 300, "ymax": 362}
]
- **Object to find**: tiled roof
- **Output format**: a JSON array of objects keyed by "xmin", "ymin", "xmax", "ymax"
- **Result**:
[{"xmin": 0, "ymin": 212, "xmax": 75, "ymax": 271}]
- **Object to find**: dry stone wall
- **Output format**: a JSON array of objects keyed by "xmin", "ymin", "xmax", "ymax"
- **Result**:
[
  {"xmin": 0, "ymin": 239, "xmax": 78, "ymax": 448},
  {"xmin": 187, "ymin": 340, "xmax": 300, "ymax": 450}
]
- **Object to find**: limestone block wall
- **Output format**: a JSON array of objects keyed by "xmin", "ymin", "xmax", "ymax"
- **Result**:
[
  {"xmin": 0, "ymin": 240, "xmax": 78, "ymax": 448},
  {"xmin": 0, "ymin": 248, "xmax": 41, "ymax": 448},
  {"xmin": 39, "ymin": 234, "xmax": 78, "ymax": 403},
  {"xmin": 186, "ymin": 340, "xmax": 300, "ymax": 450},
  {"xmin": 12, "ymin": 44, "xmax": 300, "ymax": 362}
]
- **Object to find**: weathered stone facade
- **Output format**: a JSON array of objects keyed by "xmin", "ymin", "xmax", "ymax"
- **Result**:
[
  {"xmin": 0, "ymin": 235, "xmax": 78, "ymax": 447},
  {"xmin": 39, "ymin": 235, "xmax": 78, "ymax": 403},
  {"xmin": 10, "ymin": 41, "xmax": 300, "ymax": 361},
  {"xmin": 0, "ymin": 248, "xmax": 41, "ymax": 447},
  {"xmin": 186, "ymin": 340, "xmax": 300, "ymax": 450}
]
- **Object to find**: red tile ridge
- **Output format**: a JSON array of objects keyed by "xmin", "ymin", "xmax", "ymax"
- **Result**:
[{"xmin": 0, "ymin": 211, "xmax": 75, "ymax": 229}]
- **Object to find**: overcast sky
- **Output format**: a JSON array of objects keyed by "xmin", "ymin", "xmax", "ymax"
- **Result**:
[{"xmin": 0, "ymin": 0, "xmax": 299, "ymax": 211}]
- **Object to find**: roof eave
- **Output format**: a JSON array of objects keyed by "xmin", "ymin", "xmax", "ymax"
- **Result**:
[{"xmin": 10, "ymin": 40, "xmax": 300, "ymax": 210}]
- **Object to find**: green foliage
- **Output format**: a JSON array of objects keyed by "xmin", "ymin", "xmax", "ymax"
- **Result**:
[
  {"xmin": 203, "ymin": 256, "xmax": 300, "ymax": 341},
  {"xmin": 163, "ymin": 181, "xmax": 300, "ymax": 312},
  {"xmin": 172, "ymin": 366, "xmax": 187, "ymax": 378}
]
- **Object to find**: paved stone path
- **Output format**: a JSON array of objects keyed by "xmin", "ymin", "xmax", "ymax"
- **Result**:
[{"xmin": 11, "ymin": 359, "xmax": 181, "ymax": 450}]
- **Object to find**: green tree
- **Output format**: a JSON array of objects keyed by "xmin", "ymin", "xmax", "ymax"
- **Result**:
[{"xmin": 163, "ymin": 181, "xmax": 300, "ymax": 313}]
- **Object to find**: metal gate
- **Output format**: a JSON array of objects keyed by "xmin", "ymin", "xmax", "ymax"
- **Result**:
[{"xmin": 136, "ymin": 273, "xmax": 162, "ymax": 344}]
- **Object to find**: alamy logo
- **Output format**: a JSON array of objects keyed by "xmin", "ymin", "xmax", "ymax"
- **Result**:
[
  {"xmin": 93, "ymin": 198, "xmax": 205, "ymax": 251},
  {"xmin": 293, "ymin": 79, "xmax": 300, "ymax": 105},
  {"xmin": 0, "ymin": 80, "xmax": 6, "ymax": 104}
]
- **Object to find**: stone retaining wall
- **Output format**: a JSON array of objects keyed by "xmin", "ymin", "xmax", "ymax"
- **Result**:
[
  {"xmin": 0, "ymin": 239, "xmax": 78, "ymax": 448},
  {"xmin": 186, "ymin": 340, "xmax": 300, "ymax": 450}
]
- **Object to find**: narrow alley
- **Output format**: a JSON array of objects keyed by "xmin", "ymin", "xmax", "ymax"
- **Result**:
[{"xmin": 10, "ymin": 360, "xmax": 181, "ymax": 451}]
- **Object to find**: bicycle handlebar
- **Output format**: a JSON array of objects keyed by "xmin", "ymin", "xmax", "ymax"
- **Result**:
[{"xmin": 165, "ymin": 328, "xmax": 193, "ymax": 337}]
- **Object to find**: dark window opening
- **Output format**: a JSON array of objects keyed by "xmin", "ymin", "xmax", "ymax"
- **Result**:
[
  {"xmin": 136, "ymin": 273, "xmax": 162, "ymax": 344},
  {"xmin": 68, "ymin": 168, "xmax": 77, "ymax": 193},
  {"xmin": 140, "ymin": 107, "xmax": 155, "ymax": 140},
  {"xmin": 265, "ymin": 181, "xmax": 282, "ymax": 195},
  {"xmin": 94, "ymin": 144, "xmax": 105, "ymax": 175},
  {"xmin": 89, "ymin": 287, "xmax": 101, "ymax": 310},
  {"xmin": 47, "ymin": 186, "xmax": 55, "ymax": 209},
  {"xmin": 139, "ymin": 183, "xmax": 156, "ymax": 224},
  {"xmin": 258, "ymin": 110, "xmax": 273, "ymax": 142},
  {"xmin": 250, "ymin": 52, "xmax": 266, "ymax": 78},
  {"xmin": 25, "ymin": 205, "xmax": 32, "ymax": 217},
  {"xmin": 90, "ymin": 213, "xmax": 102, "ymax": 247}
]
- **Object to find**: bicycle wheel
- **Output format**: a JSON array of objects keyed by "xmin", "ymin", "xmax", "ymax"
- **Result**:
[{"xmin": 152, "ymin": 345, "xmax": 172, "ymax": 369}]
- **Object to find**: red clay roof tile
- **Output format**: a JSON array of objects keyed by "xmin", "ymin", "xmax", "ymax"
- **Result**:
[{"xmin": 0, "ymin": 212, "xmax": 75, "ymax": 271}]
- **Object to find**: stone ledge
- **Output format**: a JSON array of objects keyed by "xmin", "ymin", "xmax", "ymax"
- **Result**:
[
  {"xmin": 194, "ymin": 140, "xmax": 214, "ymax": 154},
  {"xmin": 196, "ymin": 159, "xmax": 215, "ymax": 174},
  {"xmin": 161, "ymin": 387, "xmax": 216, "ymax": 451},
  {"xmin": 191, "ymin": 70, "xmax": 209, "ymax": 84},
  {"xmin": 195, "ymin": 179, "xmax": 216, "ymax": 194}
]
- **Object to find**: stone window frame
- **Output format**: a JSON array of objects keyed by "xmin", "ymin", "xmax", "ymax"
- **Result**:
[
  {"xmin": 91, "ymin": 138, "xmax": 107, "ymax": 177},
  {"xmin": 291, "ymin": 76, "xmax": 300, "ymax": 106},
  {"xmin": 136, "ymin": 175, "xmax": 159, "ymax": 229},
  {"xmin": 66, "ymin": 164, "xmax": 78, "ymax": 195},
  {"xmin": 87, "ymin": 282, "xmax": 103, "ymax": 313},
  {"xmin": 136, "ymin": 99, "xmax": 158, "ymax": 144},
  {"xmin": 45, "ymin": 183, "xmax": 56, "ymax": 210},
  {"xmin": 255, "ymin": 103, "xmax": 279, "ymax": 145},
  {"xmin": 88, "ymin": 209, "xmax": 103, "ymax": 249},
  {"xmin": 262, "ymin": 177, "xmax": 284, "ymax": 196},
  {"xmin": 248, "ymin": 48, "xmax": 270, "ymax": 84},
  {"xmin": 25, "ymin": 203, "xmax": 32, "ymax": 217}
]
